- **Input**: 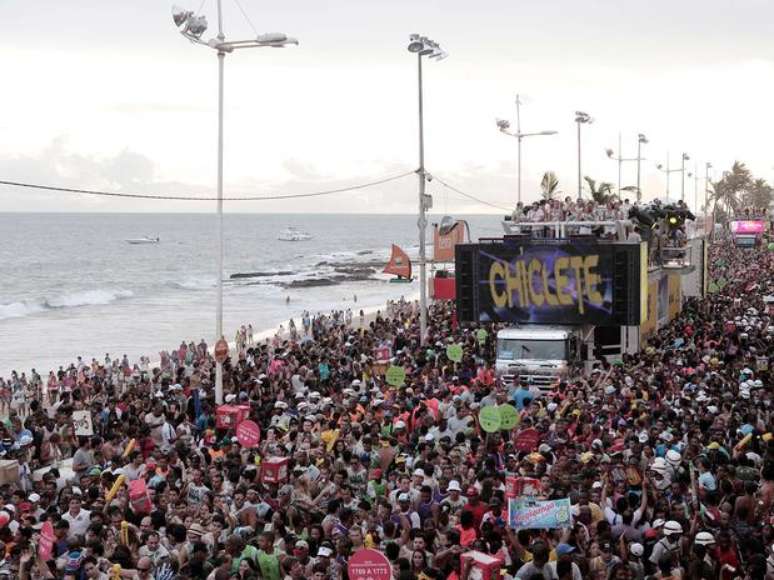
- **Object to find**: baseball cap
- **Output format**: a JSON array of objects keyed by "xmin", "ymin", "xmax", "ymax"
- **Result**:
[
  {"xmin": 28, "ymin": 493, "xmax": 41, "ymax": 503},
  {"xmin": 295, "ymin": 540, "xmax": 309, "ymax": 549},
  {"xmin": 317, "ymin": 546, "xmax": 333, "ymax": 557},
  {"xmin": 398, "ymin": 493, "xmax": 410, "ymax": 502},
  {"xmin": 555, "ymin": 543, "xmax": 575, "ymax": 556},
  {"xmin": 629, "ymin": 543, "xmax": 644, "ymax": 557}
]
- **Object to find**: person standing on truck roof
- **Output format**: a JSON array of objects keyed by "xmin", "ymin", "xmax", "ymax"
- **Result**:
[{"xmin": 513, "ymin": 378, "xmax": 534, "ymax": 410}]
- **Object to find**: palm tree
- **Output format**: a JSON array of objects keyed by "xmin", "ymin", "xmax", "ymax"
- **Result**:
[
  {"xmin": 709, "ymin": 180, "xmax": 739, "ymax": 218},
  {"xmin": 584, "ymin": 177, "xmax": 614, "ymax": 204},
  {"xmin": 745, "ymin": 178, "xmax": 772, "ymax": 212},
  {"xmin": 540, "ymin": 171, "xmax": 560, "ymax": 200}
]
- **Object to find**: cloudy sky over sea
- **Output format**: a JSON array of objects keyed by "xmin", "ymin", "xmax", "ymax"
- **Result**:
[{"xmin": 1, "ymin": 0, "xmax": 774, "ymax": 213}]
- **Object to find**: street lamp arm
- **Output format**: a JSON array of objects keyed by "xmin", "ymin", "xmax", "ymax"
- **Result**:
[{"xmin": 518, "ymin": 130, "xmax": 558, "ymax": 138}]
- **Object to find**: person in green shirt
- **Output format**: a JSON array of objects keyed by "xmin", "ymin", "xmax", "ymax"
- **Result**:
[
  {"xmin": 255, "ymin": 531, "xmax": 282, "ymax": 580},
  {"xmin": 227, "ymin": 535, "xmax": 260, "ymax": 576}
]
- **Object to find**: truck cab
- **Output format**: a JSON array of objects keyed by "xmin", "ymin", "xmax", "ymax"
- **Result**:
[{"xmin": 495, "ymin": 326, "xmax": 581, "ymax": 391}]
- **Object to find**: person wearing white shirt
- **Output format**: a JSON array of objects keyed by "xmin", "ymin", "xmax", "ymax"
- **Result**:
[{"xmin": 62, "ymin": 497, "xmax": 91, "ymax": 540}]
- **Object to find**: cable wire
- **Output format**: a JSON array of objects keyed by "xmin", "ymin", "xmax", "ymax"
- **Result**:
[
  {"xmin": 433, "ymin": 175, "xmax": 511, "ymax": 211},
  {"xmin": 0, "ymin": 171, "xmax": 414, "ymax": 202},
  {"xmin": 232, "ymin": 0, "xmax": 259, "ymax": 37}
]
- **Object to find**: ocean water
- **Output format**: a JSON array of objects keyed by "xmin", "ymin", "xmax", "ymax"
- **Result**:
[{"xmin": 0, "ymin": 213, "xmax": 502, "ymax": 376}]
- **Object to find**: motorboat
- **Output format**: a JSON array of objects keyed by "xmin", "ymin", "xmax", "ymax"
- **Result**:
[
  {"xmin": 126, "ymin": 236, "xmax": 160, "ymax": 245},
  {"xmin": 278, "ymin": 227, "xmax": 312, "ymax": 242}
]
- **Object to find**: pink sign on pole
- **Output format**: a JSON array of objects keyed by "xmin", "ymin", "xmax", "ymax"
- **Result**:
[
  {"xmin": 236, "ymin": 420, "xmax": 261, "ymax": 448},
  {"xmin": 348, "ymin": 548, "xmax": 392, "ymax": 580}
]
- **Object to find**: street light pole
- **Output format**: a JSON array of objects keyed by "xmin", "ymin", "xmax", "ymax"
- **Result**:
[
  {"xmin": 636, "ymin": 134, "xmax": 648, "ymax": 202},
  {"xmin": 705, "ymin": 162, "xmax": 713, "ymax": 215},
  {"xmin": 416, "ymin": 52, "xmax": 428, "ymax": 347},
  {"xmin": 575, "ymin": 111, "xmax": 592, "ymax": 199},
  {"xmin": 408, "ymin": 34, "xmax": 447, "ymax": 345},
  {"xmin": 657, "ymin": 153, "xmax": 684, "ymax": 202},
  {"xmin": 606, "ymin": 133, "xmax": 646, "ymax": 200},
  {"xmin": 681, "ymin": 152, "xmax": 690, "ymax": 203},
  {"xmin": 516, "ymin": 95, "xmax": 522, "ymax": 204},
  {"xmin": 172, "ymin": 2, "xmax": 298, "ymax": 404},
  {"xmin": 496, "ymin": 98, "xmax": 557, "ymax": 204}
]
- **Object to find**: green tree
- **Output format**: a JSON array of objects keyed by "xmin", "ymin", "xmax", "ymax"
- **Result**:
[
  {"xmin": 540, "ymin": 171, "xmax": 560, "ymax": 200},
  {"xmin": 584, "ymin": 177, "xmax": 614, "ymax": 204},
  {"xmin": 744, "ymin": 178, "xmax": 773, "ymax": 212}
]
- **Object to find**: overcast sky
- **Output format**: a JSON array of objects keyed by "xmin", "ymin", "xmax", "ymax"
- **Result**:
[{"xmin": 0, "ymin": 0, "xmax": 773, "ymax": 213}]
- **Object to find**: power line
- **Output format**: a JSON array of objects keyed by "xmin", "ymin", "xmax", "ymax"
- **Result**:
[
  {"xmin": 433, "ymin": 175, "xmax": 511, "ymax": 211},
  {"xmin": 0, "ymin": 171, "xmax": 414, "ymax": 202},
  {"xmin": 232, "ymin": 0, "xmax": 259, "ymax": 37}
]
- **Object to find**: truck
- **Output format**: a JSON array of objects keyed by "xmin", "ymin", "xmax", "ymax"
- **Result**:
[
  {"xmin": 494, "ymin": 325, "xmax": 582, "ymax": 389},
  {"xmin": 455, "ymin": 219, "xmax": 707, "ymax": 394}
]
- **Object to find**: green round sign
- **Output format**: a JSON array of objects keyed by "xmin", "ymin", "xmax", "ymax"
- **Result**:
[
  {"xmin": 385, "ymin": 366, "xmax": 406, "ymax": 387},
  {"xmin": 446, "ymin": 344, "xmax": 463, "ymax": 363},
  {"xmin": 476, "ymin": 328, "xmax": 488, "ymax": 345},
  {"xmin": 479, "ymin": 406, "xmax": 502, "ymax": 433},
  {"xmin": 498, "ymin": 404, "xmax": 520, "ymax": 430}
]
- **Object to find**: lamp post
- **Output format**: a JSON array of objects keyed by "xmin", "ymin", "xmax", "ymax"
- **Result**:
[
  {"xmin": 574, "ymin": 111, "xmax": 593, "ymax": 199},
  {"xmin": 657, "ymin": 153, "xmax": 684, "ymax": 201},
  {"xmin": 680, "ymin": 152, "xmax": 690, "ymax": 203},
  {"xmin": 496, "ymin": 95, "xmax": 557, "ymax": 204},
  {"xmin": 408, "ymin": 34, "xmax": 447, "ymax": 346},
  {"xmin": 171, "ymin": 3, "xmax": 298, "ymax": 404},
  {"xmin": 636, "ymin": 134, "xmax": 648, "ymax": 202},
  {"xmin": 705, "ymin": 162, "xmax": 713, "ymax": 215},
  {"xmin": 605, "ymin": 132, "xmax": 646, "ymax": 198}
]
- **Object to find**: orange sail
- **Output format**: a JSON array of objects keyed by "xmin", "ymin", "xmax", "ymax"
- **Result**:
[{"xmin": 384, "ymin": 244, "xmax": 412, "ymax": 279}]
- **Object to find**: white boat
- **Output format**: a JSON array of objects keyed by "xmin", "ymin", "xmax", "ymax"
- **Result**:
[
  {"xmin": 278, "ymin": 227, "xmax": 312, "ymax": 242},
  {"xmin": 126, "ymin": 236, "xmax": 160, "ymax": 245}
]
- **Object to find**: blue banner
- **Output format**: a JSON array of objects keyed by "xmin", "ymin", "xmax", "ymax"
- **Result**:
[{"xmin": 508, "ymin": 498, "xmax": 573, "ymax": 529}]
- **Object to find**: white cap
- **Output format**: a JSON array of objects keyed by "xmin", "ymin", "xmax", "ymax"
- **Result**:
[
  {"xmin": 395, "ymin": 421, "xmax": 406, "ymax": 429},
  {"xmin": 317, "ymin": 546, "xmax": 333, "ymax": 557},
  {"xmin": 663, "ymin": 520, "xmax": 683, "ymax": 535},
  {"xmin": 652, "ymin": 518, "xmax": 665, "ymax": 529},
  {"xmin": 630, "ymin": 543, "xmax": 644, "ymax": 557},
  {"xmin": 28, "ymin": 493, "xmax": 41, "ymax": 503},
  {"xmin": 666, "ymin": 450, "xmax": 682, "ymax": 465},
  {"xmin": 638, "ymin": 432, "xmax": 649, "ymax": 444},
  {"xmin": 398, "ymin": 493, "xmax": 410, "ymax": 502},
  {"xmin": 274, "ymin": 401, "xmax": 288, "ymax": 410},
  {"xmin": 413, "ymin": 468, "xmax": 424, "ymax": 477},
  {"xmin": 694, "ymin": 531, "xmax": 715, "ymax": 546},
  {"xmin": 448, "ymin": 480, "xmax": 462, "ymax": 492},
  {"xmin": 225, "ymin": 394, "xmax": 237, "ymax": 403}
]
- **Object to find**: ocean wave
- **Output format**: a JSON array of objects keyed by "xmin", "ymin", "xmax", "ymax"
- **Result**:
[
  {"xmin": 167, "ymin": 278, "xmax": 217, "ymax": 291},
  {"xmin": 0, "ymin": 289, "xmax": 134, "ymax": 320}
]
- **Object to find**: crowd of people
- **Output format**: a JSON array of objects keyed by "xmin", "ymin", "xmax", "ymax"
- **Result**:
[{"xmin": 0, "ymin": 237, "xmax": 771, "ymax": 579}]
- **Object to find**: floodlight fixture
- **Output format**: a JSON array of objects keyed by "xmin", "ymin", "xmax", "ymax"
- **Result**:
[{"xmin": 172, "ymin": 5, "xmax": 192, "ymax": 28}]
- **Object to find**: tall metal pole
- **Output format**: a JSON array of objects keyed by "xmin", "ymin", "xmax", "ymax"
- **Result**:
[
  {"xmin": 215, "ymin": 0, "xmax": 225, "ymax": 405},
  {"xmin": 704, "ymin": 162, "xmax": 711, "ymax": 215},
  {"xmin": 516, "ymin": 95, "xmax": 522, "ymax": 204},
  {"xmin": 693, "ymin": 161, "xmax": 698, "ymax": 213},
  {"xmin": 577, "ymin": 121, "xmax": 582, "ymax": 199},
  {"xmin": 636, "ymin": 138, "xmax": 642, "ymax": 202},
  {"xmin": 681, "ymin": 154, "xmax": 686, "ymax": 202},
  {"xmin": 666, "ymin": 153, "xmax": 671, "ymax": 200},
  {"xmin": 617, "ymin": 132, "xmax": 622, "ymax": 197},
  {"xmin": 417, "ymin": 53, "xmax": 428, "ymax": 345}
]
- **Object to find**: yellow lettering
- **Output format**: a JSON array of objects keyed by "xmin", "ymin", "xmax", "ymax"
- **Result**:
[
  {"xmin": 569, "ymin": 256, "xmax": 585, "ymax": 314},
  {"xmin": 554, "ymin": 257, "xmax": 573, "ymax": 305},
  {"xmin": 527, "ymin": 259, "xmax": 545, "ymax": 306},
  {"xmin": 517, "ymin": 261, "xmax": 529, "ymax": 307},
  {"xmin": 489, "ymin": 262, "xmax": 508, "ymax": 308},
  {"xmin": 583, "ymin": 255, "xmax": 604, "ymax": 305},
  {"xmin": 541, "ymin": 261, "xmax": 558, "ymax": 305}
]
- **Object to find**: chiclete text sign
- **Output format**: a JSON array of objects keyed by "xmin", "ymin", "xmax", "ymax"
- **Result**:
[
  {"xmin": 481, "ymin": 244, "xmax": 612, "ymax": 324},
  {"xmin": 348, "ymin": 548, "xmax": 392, "ymax": 580},
  {"xmin": 508, "ymin": 497, "xmax": 573, "ymax": 529},
  {"xmin": 455, "ymin": 240, "xmax": 645, "ymax": 326}
]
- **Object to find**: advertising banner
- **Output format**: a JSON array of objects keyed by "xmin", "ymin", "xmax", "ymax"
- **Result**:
[
  {"xmin": 730, "ymin": 220, "xmax": 765, "ymax": 235},
  {"xmin": 477, "ymin": 243, "xmax": 615, "ymax": 325},
  {"xmin": 433, "ymin": 221, "xmax": 467, "ymax": 262},
  {"xmin": 508, "ymin": 497, "xmax": 573, "ymax": 529}
]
